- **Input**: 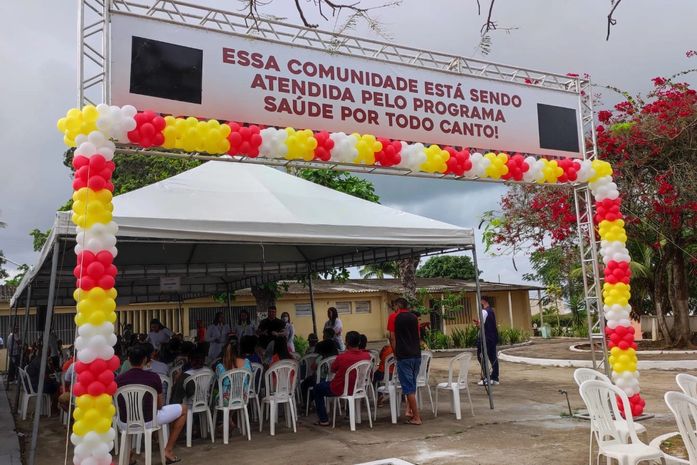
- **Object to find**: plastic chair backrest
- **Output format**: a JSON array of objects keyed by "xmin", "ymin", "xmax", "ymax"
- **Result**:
[
  {"xmin": 217, "ymin": 368, "xmax": 251, "ymax": 409},
  {"xmin": 384, "ymin": 355, "xmax": 398, "ymax": 385},
  {"xmin": 19, "ymin": 368, "xmax": 34, "ymax": 395},
  {"xmin": 448, "ymin": 352, "xmax": 472, "ymax": 385},
  {"xmin": 299, "ymin": 353, "xmax": 319, "ymax": 380},
  {"xmin": 341, "ymin": 360, "xmax": 371, "ymax": 397},
  {"xmin": 579, "ymin": 380, "xmax": 640, "ymax": 446},
  {"xmin": 115, "ymin": 384, "xmax": 159, "ymax": 433},
  {"xmin": 677, "ymin": 373, "xmax": 697, "ymax": 399},
  {"xmin": 158, "ymin": 374, "xmax": 171, "ymax": 404},
  {"xmin": 250, "ymin": 363, "xmax": 264, "ymax": 394},
  {"xmin": 315, "ymin": 356, "xmax": 336, "ymax": 383},
  {"xmin": 418, "ymin": 351, "xmax": 433, "ymax": 383},
  {"xmin": 265, "ymin": 360, "xmax": 298, "ymax": 398},
  {"xmin": 184, "ymin": 370, "xmax": 214, "ymax": 409},
  {"xmin": 573, "ymin": 368, "xmax": 611, "ymax": 387},
  {"xmin": 665, "ymin": 391, "xmax": 697, "ymax": 465},
  {"xmin": 169, "ymin": 364, "xmax": 182, "ymax": 380}
]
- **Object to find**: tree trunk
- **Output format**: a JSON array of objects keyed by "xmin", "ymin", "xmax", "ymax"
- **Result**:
[
  {"xmin": 397, "ymin": 256, "xmax": 420, "ymax": 300},
  {"xmin": 667, "ymin": 243, "xmax": 693, "ymax": 348},
  {"xmin": 251, "ymin": 285, "xmax": 277, "ymax": 318},
  {"xmin": 653, "ymin": 256, "xmax": 673, "ymax": 346}
]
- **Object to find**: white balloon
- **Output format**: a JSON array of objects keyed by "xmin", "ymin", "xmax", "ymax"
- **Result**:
[
  {"xmin": 259, "ymin": 127, "xmax": 288, "ymax": 159},
  {"xmin": 576, "ymin": 159, "xmax": 595, "ymax": 183},
  {"xmin": 522, "ymin": 156, "xmax": 544, "ymax": 183},
  {"xmin": 397, "ymin": 143, "xmax": 427, "ymax": 171},
  {"xmin": 606, "ymin": 319, "xmax": 618, "ymax": 329},
  {"xmin": 329, "ymin": 132, "xmax": 358, "ymax": 163},
  {"xmin": 465, "ymin": 152, "xmax": 491, "ymax": 178}
]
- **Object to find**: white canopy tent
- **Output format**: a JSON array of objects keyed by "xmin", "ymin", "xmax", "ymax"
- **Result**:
[{"xmin": 11, "ymin": 161, "xmax": 475, "ymax": 309}]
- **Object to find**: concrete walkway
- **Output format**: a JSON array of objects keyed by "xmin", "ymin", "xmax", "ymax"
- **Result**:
[{"xmin": 0, "ymin": 379, "xmax": 22, "ymax": 465}]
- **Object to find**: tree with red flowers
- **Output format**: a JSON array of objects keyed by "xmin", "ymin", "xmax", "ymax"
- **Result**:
[{"xmin": 485, "ymin": 76, "xmax": 697, "ymax": 348}]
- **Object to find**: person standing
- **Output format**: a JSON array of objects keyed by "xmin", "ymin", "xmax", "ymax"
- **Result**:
[
  {"xmin": 323, "ymin": 307, "xmax": 344, "ymax": 352},
  {"xmin": 7, "ymin": 325, "xmax": 22, "ymax": 382},
  {"xmin": 476, "ymin": 297, "xmax": 500, "ymax": 385},
  {"xmin": 234, "ymin": 310, "xmax": 256, "ymax": 338},
  {"xmin": 205, "ymin": 312, "xmax": 230, "ymax": 364},
  {"xmin": 146, "ymin": 319, "xmax": 173, "ymax": 351},
  {"xmin": 280, "ymin": 312, "xmax": 295, "ymax": 353},
  {"xmin": 388, "ymin": 297, "xmax": 422, "ymax": 425}
]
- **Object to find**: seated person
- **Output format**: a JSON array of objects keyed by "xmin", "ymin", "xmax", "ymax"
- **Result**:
[
  {"xmin": 359, "ymin": 334, "xmax": 368, "ymax": 351},
  {"xmin": 240, "ymin": 335, "xmax": 262, "ymax": 365},
  {"xmin": 169, "ymin": 349, "xmax": 209, "ymax": 404},
  {"xmin": 299, "ymin": 328, "xmax": 339, "ymax": 408},
  {"xmin": 270, "ymin": 335, "xmax": 293, "ymax": 364},
  {"xmin": 25, "ymin": 346, "xmax": 59, "ymax": 398},
  {"xmin": 144, "ymin": 344, "xmax": 169, "ymax": 376},
  {"xmin": 312, "ymin": 331, "xmax": 370, "ymax": 426},
  {"xmin": 58, "ymin": 352, "xmax": 76, "ymax": 414},
  {"xmin": 116, "ymin": 344, "xmax": 187, "ymax": 464},
  {"xmin": 373, "ymin": 343, "xmax": 394, "ymax": 407},
  {"xmin": 307, "ymin": 333, "xmax": 319, "ymax": 353},
  {"xmin": 213, "ymin": 338, "xmax": 251, "ymax": 415}
]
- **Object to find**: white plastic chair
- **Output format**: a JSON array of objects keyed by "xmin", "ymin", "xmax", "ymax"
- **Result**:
[
  {"xmin": 331, "ymin": 360, "xmax": 373, "ymax": 431},
  {"xmin": 18, "ymin": 367, "xmax": 51, "ymax": 420},
  {"xmin": 573, "ymin": 367, "xmax": 647, "ymax": 465},
  {"xmin": 305, "ymin": 356, "xmax": 336, "ymax": 416},
  {"xmin": 664, "ymin": 391, "xmax": 697, "ymax": 465},
  {"xmin": 434, "ymin": 352, "xmax": 474, "ymax": 419},
  {"xmin": 248, "ymin": 362, "xmax": 263, "ymax": 422},
  {"xmin": 114, "ymin": 384, "xmax": 166, "ymax": 465},
  {"xmin": 579, "ymin": 380, "xmax": 663, "ymax": 465},
  {"xmin": 297, "ymin": 353, "xmax": 319, "ymax": 405},
  {"xmin": 212, "ymin": 368, "xmax": 252, "ymax": 443},
  {"xmin": 416, "ymin": 351, "xmax": 434, "ymax": 413},
  {"xmin": 375, "ymin": 355, "xmax": 400, "ymax": 424},
  {"xmin": 677, "ymin": 373, "xmax": 697, "ymax": 399},
  {"xmin": 261, "ymin": 360, "xmax": 298, "ymax": 436},
  {"xmin": 184, "ymin": 370, "xmax": 215, "ymax": 447}
]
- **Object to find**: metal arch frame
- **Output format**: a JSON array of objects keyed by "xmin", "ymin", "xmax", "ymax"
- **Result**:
[{"xmin": 72, "ymin": 0, "xmax": 607, "ymax": 387}]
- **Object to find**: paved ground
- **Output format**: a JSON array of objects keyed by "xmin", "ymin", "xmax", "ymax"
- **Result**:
[
  {"xmin": 9, "ymin": 340, "xmax": 691, "ymax": 465},
  {"xmin": 0, "ymin": 381, "xmax": 22, "ymax": 465}
]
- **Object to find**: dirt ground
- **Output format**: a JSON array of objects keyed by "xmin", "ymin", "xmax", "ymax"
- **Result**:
[{"xmin": 11, "ymin": 340, "xmax": 691, "ymax": 465}]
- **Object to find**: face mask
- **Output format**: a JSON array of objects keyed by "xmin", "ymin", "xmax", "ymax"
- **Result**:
[{"xmin": 282, "ymin": 317, "xmax": 289, "ymax": 323}]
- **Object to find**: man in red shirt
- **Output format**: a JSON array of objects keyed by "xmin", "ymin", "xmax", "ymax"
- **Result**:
[{"xmin": 312, "ymin": 331, "xmax": 370, "ymax": 426}]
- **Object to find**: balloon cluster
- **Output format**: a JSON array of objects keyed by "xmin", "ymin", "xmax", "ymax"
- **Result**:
[
  {"xmin": 484, "ymin": 152, "xmax": 509, "ymax": 179},
  {"xmin": 466, "ymin": 152, "xmax": 490, "ymax": 178},
  {"xmin": 128, "ymin": 111, "xmax": 166, "ymax": 148},
  {"xmin": 72, "ymin": 155, "xmax": 115, "ymax": 192},
  {"xmin": 227, "ymin": 122, "xmax": 262, "ymax": 158},
  {"xmin": 259, "ymin": 127, "xmax": 288, "ymax": 159},
  {"xmin": 589, "ymin": 161, "xmax": 645, "ymax": 414},
  {"xmin": 354, "ymin": 134, "xmax": 382, "ymax": 165},
  {"xmin": 329, "ymin": 132, "xmax": 358, "ymax": 163},
  {"xmin": 541, "ymin": 159, "xmax": 564, "ymax": 183},
  {"xmin": 285, "ymin": 128, "xmax": 317, "ymax": 161},
  {"xmin": 557, "ymin": 158, "xmax": 580, "ymax": 182},
  {"xmin": 57, "ymin": 106, "xmax": 99, "ymax": 147},
  {"xmin": 313, "ymin": 131, "xmax": 334, "ymax": 161},
  {"xmin": 375, "ymin": 138, "xmax": 402, "ymax": 167},
  {"xmin": 398, "ymin": 143, "xmax": 427, "ymax": 171},
  {"xmin": 162, "ymin": 116, "xmax": 231, "ymax": 154},
  {"xmin": 503, "ymin": 154, "xmax": 528, "ymax": 181},
  {"xmin": 444, "ymin": 147, "xmax": 471, "ymax": 176},
  {"xmin": 61, "ymin": 112, "xmax": 121, "ymax": 465},
  {"xmin": 421, "ymin": 144, "xmax": 450, "ymax": 173},
  {"xmin": 96, "ymin": 104, "xmax": 137, "ymax": 143}
]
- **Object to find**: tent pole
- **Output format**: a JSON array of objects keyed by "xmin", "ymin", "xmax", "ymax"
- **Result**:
[
  {"xmin": 5, "ymin": 301, "xmax": 18, "ymax": 388},
  {"xmin": 472, "ymin": 246, "xmax": 494, "ymax": 409},
  {"xmin": 14, "ymin": 284, "xmax": 32, "ymax": 412},
  {"xmin": 28, "ymin": 241, "xmax": 59, "ymax": 465},
  {"xmin": 307, "ymin": 270, "xmax": 318, "ymax": 336}
]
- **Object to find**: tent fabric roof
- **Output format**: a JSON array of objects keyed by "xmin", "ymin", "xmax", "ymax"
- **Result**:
[{"xmin": 11, "ymin": 162, "xmax": 474, "ymax": 307}]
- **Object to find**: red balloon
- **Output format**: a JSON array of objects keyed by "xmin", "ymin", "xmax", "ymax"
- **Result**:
[
  {"xmin": 98, "ymin": 370, "xmax": 114, "ymax": 385},
  {"xmin": 89, "ymin": 358, "xmax": 108, "ymax": 376},
  {"xmin": 88, "ymin": 381, "xmax": 106, "ymax": 397},
  {"xmin": 86, "ymin": 261, "xmax": 105, "ymax": 279},
  {"xmin": 98, "ymin": 275, "xmax": 115, "ymax": 289},
  {"xmin": 502, "ymin": 153, "xmax": 529, "ymax": 181},
  {"xmin": 313, "ymin": 131, "xmax": 335, "ymax": 162},
  {"xmin": 72, "ymin": 382, "xmax": 86, "ymax": 397},
  {"xmin": 617, "ymin": 341, "xmax": 629, "ymax": 350},
  {"xmin": 73, "ymin": 155, "xmax": 89, "ymax": 170},
  {"xmin": 108, "ymin": 355, "xmax": 121, "ymax": 372},
  {"xmin": 74, "ymin": 361, "xmax": 88, "ymax": 374},
  {"xmin": 79, "ymin": 370, "xmax": 95, "ymax": 385},
  {"xmin": 374, "ymin": 138, "xmax": 402, "ymax": 167},
  {"xmin": 96, "ymin": 250, "xmax": 113, "ymax": 266},
  {"xmin": 87, "ymin": 175, "xmax": 106, "ymax": 191},
  {"xmin": 77, "ymin": 276, "xmax": 96, "ymax": 290},
  {"xmin": 106, "ymin": 381, "xmax": 118, "ymax": 395},
  {"xmin": 227, "ymin": 122, "xmax": 262, "ymax": 157}
]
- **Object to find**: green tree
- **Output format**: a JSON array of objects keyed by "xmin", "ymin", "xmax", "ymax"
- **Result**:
[
  {"xmin": 416, "ymin": 255, "xmax": 478, "ymax": 280},
  {"xmin": 295, "ymin": 169, "xmax": 379, "ymax": 202},
  {"xmin": 359, "ymin": 262, "xmax": 398, "ymax": 279},
  {"xmin": 0, "ymin": 251, "xmax": 9, "ymax": 282},
  {"xmin": 4, "ymin": 264, "xmax": 29, "ymax": 286}
]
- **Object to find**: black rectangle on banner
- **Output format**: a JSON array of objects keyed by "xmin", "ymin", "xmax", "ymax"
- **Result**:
[
  {"xmin": 537, "ymin": 104, "xmax": 579, "ymax": 153},
  {"xmin": 130, "ymin": 36, "xmax": 203, "ymax": 104}
]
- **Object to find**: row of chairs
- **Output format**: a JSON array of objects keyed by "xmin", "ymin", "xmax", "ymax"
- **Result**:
[{"xmin": 575, "ymin": 368, "xmax": 697, "ymax": 465}]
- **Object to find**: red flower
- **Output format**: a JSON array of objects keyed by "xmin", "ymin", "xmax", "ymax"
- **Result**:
[
  {"xmin": 598, "ymin": 110, "xmax": 612, "ymax": 123},
  {"xmin": 652, "ymin": 77, "xmax": 667, "ymax": 87}
]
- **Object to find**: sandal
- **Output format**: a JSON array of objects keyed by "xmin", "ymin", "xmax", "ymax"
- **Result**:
[
  {"xmin": 313, "ymin": 421, "xmax": 331, "ymax": 427},
  {"xmin": 165, "ymin": 456, "xmax": 182, "ymax": 464},
  {"xmin": 403, "ymin": 419, "xmax": 422, "ymax": 425}
]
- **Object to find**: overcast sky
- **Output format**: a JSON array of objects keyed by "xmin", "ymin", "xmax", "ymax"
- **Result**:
[{"xmin": 1, "ymin": 0, "xmax": 696, "ymax": 285}]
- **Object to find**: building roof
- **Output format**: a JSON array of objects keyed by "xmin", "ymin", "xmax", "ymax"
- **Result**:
[{"xmin": 235, "ymin": 278, "xmax": 544, "ymax": 296}]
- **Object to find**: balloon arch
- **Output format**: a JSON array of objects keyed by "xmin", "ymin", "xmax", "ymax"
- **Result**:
[{"xmin": 55, "ymin": 103, "xmax": 642, "ymax": 465}]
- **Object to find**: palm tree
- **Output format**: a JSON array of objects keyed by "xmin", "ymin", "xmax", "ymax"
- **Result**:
[{"xmin": 359, "ymin": 261, "xmax": 399, "ymax": 279}]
